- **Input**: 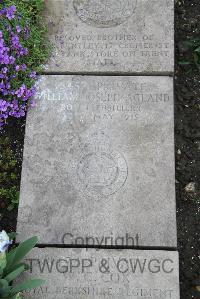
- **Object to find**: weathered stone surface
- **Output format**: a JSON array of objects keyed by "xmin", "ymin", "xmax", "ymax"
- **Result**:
[
  {"xmin": 17, "ymin": 248, "xmax": 180, "ymax": 299},
  {"xmin": 44, "ymin": 0, "xmax": 174, "ymax": 73},
  {"xmin": 17, "ymin": 75, "xmax": 176, "ymax": 246}
]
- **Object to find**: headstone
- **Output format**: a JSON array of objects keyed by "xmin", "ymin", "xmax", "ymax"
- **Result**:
[
  {"xmin": 17, "ymin": 75, "xmax": 176, "ymax": 247},
  {"xmin": 17, "ymin": 248, "xmax": 180, "ymax": 299},
  {"xmin": 44, "ymin": 0, "xmax": 174, "ymax": 73}
]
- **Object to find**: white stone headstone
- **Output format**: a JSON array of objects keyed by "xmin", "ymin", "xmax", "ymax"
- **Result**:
[
  {"xmin": 44, "ymin": 0, "xmax": 174, "ymax": 73},
  {"xmin": 17, "ymin": 75, "xmax": 176, "ymax": 247},
  {"xmin": 17, "ymin": 248, "xmax": 180, "ymax": 299}
]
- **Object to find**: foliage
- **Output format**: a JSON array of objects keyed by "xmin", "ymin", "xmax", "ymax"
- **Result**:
[
  {"xmin": 0, "ymin": 136, "xmax": 20, "ymax": 211},
  {"xmin": 179, "ymin": 39, "xmax": 200, "ymax": 69},
  {"xmin": 0, "ymin": 0, "xmax": 50, "ymax": 128},
  {"xmin": 192, "ymin": 278, "xmax": 200, "ymax": 296},
  {"xmin": 0, "ymin": 232, "xmax": 45, "ymax": 299}
]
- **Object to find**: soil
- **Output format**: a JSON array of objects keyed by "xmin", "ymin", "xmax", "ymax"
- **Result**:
[
  {"xmin": 0, "ymin": 0, "xmax": 200, "ymax": 298},
  {"xmin": 175, "ymin": 0, "xmax": 200, "ymax": 297},
  {"xmin": 0, "ymin": 118, "xmax": 25, "ymax": 232}
]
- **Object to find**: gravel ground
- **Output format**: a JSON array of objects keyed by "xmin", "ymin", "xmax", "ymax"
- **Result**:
[{"xmin": 175, "ymin": 0, "xmax": 200, "ymax": 298}]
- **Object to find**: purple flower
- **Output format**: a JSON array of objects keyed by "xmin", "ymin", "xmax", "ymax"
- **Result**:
[
  {"xmin": 16, "ymin": 25, "xmax": 21, "ymax": 33},
  {"xmin": 0, "ymin": 81, "xmax": 10, "ymax": 95},
  {"xmin": 30, "ymin": 100, "xmax": 36, "ymax": 107},
  {"xmin": 9, "ymin": 56, "xmax": 15, "ymax": 64},
  {"xmin": 5, "ymin": 24, "xmax": 12, "ymax": 32},
  {"xmin": 6, "ymin": 5, "xmax": 16, "ymax": 20},
  {"xmin": 0, "ymin": 8, "xmax": 7, "ymax": 17},
  {"xmin": 23, "ymin": 86, "xmax": 36, "ymax": 101},
  {"xmin": 0, "ymin": 54, "xmax": 7, "ymax": 64},
  {"xmin": 15, "ymin": 84, "xmax": 26, "ymax": 98},
  {"xmin": 2, "ymin": 67, "xmax": 8, "ymax": 73},
  {"xmin": 11, "ymin": 34, "xmax": 20, "ymax": 48},
  {"xmin": 6, "ymin": 82, "xmax": 10, "ymax": 89},
  {"xmin": 10, "ymin": 99, "xmax": 19, "ymax": 110},
  {"xmin": 0, "ymin": 81, "xmax": 5, "ymax": 91},
  {"xmin": 24, "ymin": 26, "xmax": 30, "ymax": 39},
  {"xmin": 19, "ymin": 47, "xmax": 28, "ymax": 56},
  {"xmin": 29, "ymin": 71, "xmax": 37, "ymax": 79},
  {"xmin": 0, "ymin": 4, "xmax": 38, "ymax": 128},
  {"xmin": 0, "ymin": 100, "xmax": 10, "ymax": 112},
  {"xmin": 15, "ymin": 65, "xmax": 20, "ymax": 71},
  {"xmin": 21, "ymin": 63, "xmax": 27, "ymax": 71}
]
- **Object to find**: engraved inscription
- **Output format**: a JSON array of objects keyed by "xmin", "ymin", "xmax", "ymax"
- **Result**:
[
  {"xmin": 17, "ymin": 76, "xmax": 176, "ymax": 248},
  {"xmin": 21, "ymin": 249, "xmax": 179, "ymax": 299},
  {"xmin": 51, "ymin": 31, "xmax": 171, "ymax": 71},
  {"xmin": 73, "ymin": 0, "xmax": 137, "ymax": 28},
  {"xmin": 76, "ymin": 132, "xmax": 128, "ymax": 197},
  {"xmin": 77, "ymin": 151, "xmax": 128, "ymax": 196},
  {"xmin": 78, "ymin": 153, "xmax": 119, "ymax": 188},
  {"xmin": 44, "ymin": 0, "xmax": 174, "ymax": 72}
]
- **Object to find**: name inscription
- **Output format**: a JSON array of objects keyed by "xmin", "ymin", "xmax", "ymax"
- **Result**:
[{"xmin": 37, "ymin": 80, "xmax": 171, "ymax": 124}]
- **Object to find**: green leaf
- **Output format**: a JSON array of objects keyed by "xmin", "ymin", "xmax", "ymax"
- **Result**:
[
  {"xmin": 179, "ymin": 61, "xmax": 191, "ymax": 65},
  {"xmin": 7, "ymin": 263, "xmax": 30, "ymax": 275},
  {"xmin": 13, "ymin": 294, "xmax": 23, "ymax": 299},
  {"xmin": 7, "ymin": 204, "xmax": 15, "ymax": 211},
  {"xmin": 7, "ymin": 237, "xmax": 38, "ymax": 270},
  {"xmin": 12, "ymin": 195, "xmax": 20, "ymax": 204},
  {"xmin": 10, "ymin": 279, "xmax": 45, "ymax": 294},
  {"xmin": 0, "ymin": 286, "xmax": 11, "ymax": 297},
  {"xmin": 0, "ymin": 253, "xmax": 7, "ymax": 271},
  {"xmin": 8, "ymin": 294, "xmax": 22, "ymax": 299},
  {"xmin": 0, "ymin": 268, "xmax": 3, "ymax": 278},
  {"xmin": 182, "ymin": 40, "xmax": 194, "ymax": 48},
  {"xmin": 4, "ymin": 265, "xmax": 25, "ymax": 283},
  {"xmin": 194, "ymin": 53, "xmax": 199, "ymax": 65},
  {"xmin": 7, "ymin": 233, "xmax": 17, "ymax": 241},
  {"xmin": 5, "ymin": 249, "xmax": 17, "ymax": 273},
  {"xmin": 0, "ymin": 278, "xmax": 9, "ymax": 289},
  {"xmin": 194, "ymin": 46, "xmax": 200, "ymax": 53}
]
